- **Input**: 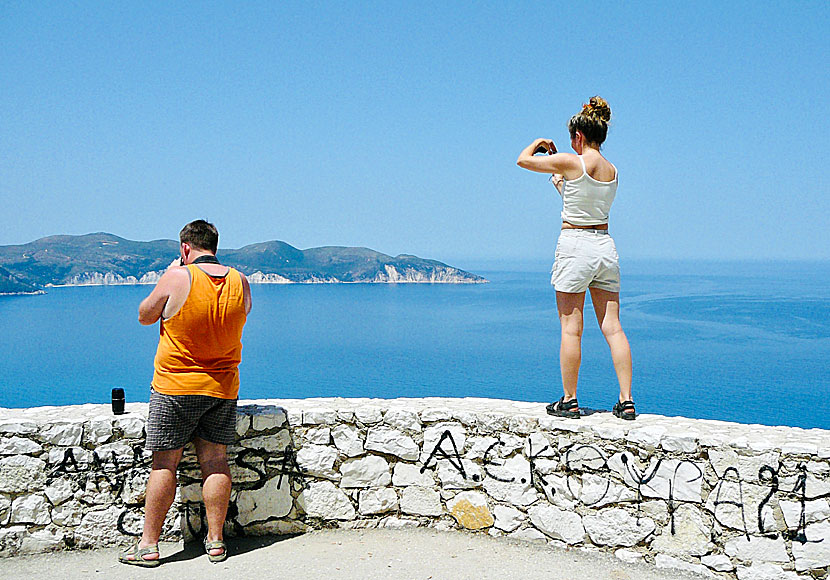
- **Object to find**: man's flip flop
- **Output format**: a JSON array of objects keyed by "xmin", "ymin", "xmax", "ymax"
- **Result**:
[
  {"xmin": 119, "ymin": 542, "xmax": 160, "ymax": 567},
  {"xmin": 204, "ymin": 539, "xmax": 228, "ymax": 563}
]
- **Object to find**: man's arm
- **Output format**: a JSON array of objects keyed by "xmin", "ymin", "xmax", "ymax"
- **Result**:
[
  {"xmin": 138, "ymin": 267, "xmax": 190, "ymax": 325},
  {"xmin": 240, "ymin": 272, "xmax": 252, "ymax": 315}
]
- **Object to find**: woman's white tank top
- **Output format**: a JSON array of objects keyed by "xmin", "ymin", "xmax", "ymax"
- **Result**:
[{"xmin": 559, "ymin": 155, "xmax": 618, "ymax": 226}]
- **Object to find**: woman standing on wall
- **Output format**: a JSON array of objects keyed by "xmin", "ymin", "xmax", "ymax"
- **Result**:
[{"xmin": 516, "ymin": 97, "xmax": 635, "ymax": 420}]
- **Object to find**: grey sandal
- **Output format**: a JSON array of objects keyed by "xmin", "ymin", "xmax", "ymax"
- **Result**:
[
  {"xmin": 119, "ymin": 542, "xmax": 160, "ymax": 567},
  {"xmin": 204, "ymin": 538, "xmax": 228, "ymax": 563}
]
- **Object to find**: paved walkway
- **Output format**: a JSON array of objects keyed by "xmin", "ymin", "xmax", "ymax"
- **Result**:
[{"xmin": 0, "ymin": 528, "xmax": 707, "ymax": 580}]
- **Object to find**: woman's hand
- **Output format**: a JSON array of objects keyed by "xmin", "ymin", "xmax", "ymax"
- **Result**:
[{"xmin": 533, "ymin": 139, "xmax": 557, "ymax": 155}]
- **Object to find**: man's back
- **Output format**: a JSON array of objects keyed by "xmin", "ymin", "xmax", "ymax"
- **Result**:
[{"xmin": 152, "ymin": 264, "xmax": 248, "ymax": 399}]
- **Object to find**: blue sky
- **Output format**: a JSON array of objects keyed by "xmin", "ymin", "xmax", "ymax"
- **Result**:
[{"xmin": 2, "ymin": 1, "xmax": 828, "ymax": 267}]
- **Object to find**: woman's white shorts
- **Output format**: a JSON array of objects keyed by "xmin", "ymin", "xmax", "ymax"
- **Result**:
[{"xmin": 550, "ymin": 229, "xmax": 621, "ymax": 293}]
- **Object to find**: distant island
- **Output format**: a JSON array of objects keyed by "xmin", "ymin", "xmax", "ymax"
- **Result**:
[{"xmin": 0, "ymin": 233, "xmax": 486, "ymax": 294}]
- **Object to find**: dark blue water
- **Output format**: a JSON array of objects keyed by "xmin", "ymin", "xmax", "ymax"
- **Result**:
[{"xmin": 2, "ymin": 261, "xmax": 828, "ymax": 430}]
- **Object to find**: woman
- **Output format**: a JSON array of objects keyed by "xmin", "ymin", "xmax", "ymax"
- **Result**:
[{"xmin": 516, "ymin": 96, "xmax": 634, "ymax": 420}]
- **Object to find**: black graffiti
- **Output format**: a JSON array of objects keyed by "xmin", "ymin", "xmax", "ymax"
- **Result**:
[
  {"xmin": 420, "ymin": 430, "xmax": 476, "ymax": 481},
  {"xmin": 47, "ymin": 444, "xmax": 150, "ymax": 498},
  {"xmin": 713, "ymin": 466, "xmax": 751, "ymax": 539},
  {"xmin": 527, "ymin": 439, "xmax": 556, "ymax": 490},
  {"xmin": 482, "ymin": 441, "xmax": 512, "ymax": 482},
  {"xmin": 116, "ymin": 508, "xmax": 142, "ymax": 537},
  {"xmin": 565, "ymin": 445, "xmax": 611, "ymax": 506},
  {"xmin": 276, "ymin": 444, "xmax": 306, "ymax": 488},
  {"xmin": 758, "ymin": 465, "xmax": 779, "ymax": 538}
]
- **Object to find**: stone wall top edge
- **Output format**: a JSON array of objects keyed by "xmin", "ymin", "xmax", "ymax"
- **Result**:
[{"xmin": 1, "ymin": 397, "xmax": 828, "ymax": 445}]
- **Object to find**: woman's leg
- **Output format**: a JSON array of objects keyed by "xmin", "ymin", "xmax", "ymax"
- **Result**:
[
  {"xmin": 556, "ymin": 290, "xmax": 586, "ymax": 402},
  {"xmin": 589, "ymin": 287, "xmax": 632, "ymax": 402}
]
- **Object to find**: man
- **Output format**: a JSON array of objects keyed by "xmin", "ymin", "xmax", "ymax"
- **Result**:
[{"xmin": 120, "ymin": 219, "xmax": 252, "ymax": 567}]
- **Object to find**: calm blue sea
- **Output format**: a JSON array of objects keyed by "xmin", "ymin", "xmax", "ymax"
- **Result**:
[{"xmin": 1, "ymin": 261, "xmax": 828, "ymax": 430}]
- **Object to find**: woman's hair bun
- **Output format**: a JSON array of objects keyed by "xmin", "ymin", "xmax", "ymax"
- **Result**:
[{"xmin": 580, "ymin": 96, "xmax": 611, "ymax": 123}]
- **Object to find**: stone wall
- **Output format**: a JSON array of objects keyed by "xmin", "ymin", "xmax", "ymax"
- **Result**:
[{"xmin": 1, "ymin": 398, "xmax": 829, "ymax": 579}]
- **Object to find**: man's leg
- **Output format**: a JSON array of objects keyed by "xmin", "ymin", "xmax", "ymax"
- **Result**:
[
  {"xmin": 194, "ymin": 437, "xmax": 231, "ymax": 557},
  {"xmin": 130, "ymin": 448, "xmax": 184, "ymax": 561}
]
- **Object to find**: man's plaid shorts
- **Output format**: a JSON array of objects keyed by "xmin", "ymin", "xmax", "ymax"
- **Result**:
[{"xmin": 145, "ymin": 388, "xmax": 237, "ymax": 451}]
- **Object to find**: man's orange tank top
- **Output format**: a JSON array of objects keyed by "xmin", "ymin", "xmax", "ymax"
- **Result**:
[{"xmin": 152, "ymin": 264, "xmax": 247, "ymax": 399}]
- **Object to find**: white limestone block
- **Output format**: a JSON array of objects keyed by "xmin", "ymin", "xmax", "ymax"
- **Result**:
[
  {"xmin": 0, "ymin": 455, "xmax": 46, "ymax": 493},
  {"xmin": 610, "ymin": 454, "xmax": 704, "ymax": 502},
  {"xmin": 235, "ymin": 413, "xmax": 251, "ymax": 436},
  {"xmin": 437, "ymin": 459, "xmax": 482, "ymax": 489},
  {"xmin": 0, "ymin": 437, "xmax": 42, "ymax": 455},
  {"xmin": 365, "ymin": 427, "xmax": 419, "ymax": 460},
  {"xmin": 508, "ymin": 527, "xmax": 546, "ymax": 542},
  {"xmin": 47, "ymin": 447, "xmax": 91, "ymax": 467},
  {"xmin": 782, "ymin": 441, "xmax": 819, "ymax": 455},
  {"xmin": 591, "ymin": 424, "xmax": 627, "ymax": 441},
  {"xmin": 704, "ymin": 479, "xmax": 773, "ymax": 534},
  {"xmin": 0, "ymin": 494, "xmax": 10, "ymax": 525},
  {"xmin": 340, "ymin": 455, "xmax": 391, "ymax": 488},
  {"xmin": 332, "ymin": 424, "xmax": 364, "ymax": 457},
  {"xmin": 708, "ymin": 449, "xmax": 780, "ymax": 484},
  {"xmin": 579, "ymin": 473, "xmax": 636, "ymax": 507},
  {"xmin": 528, "ymin": 504, "xmax": 585, "ymax": 544},
  {"xmin": 736, "ymin": 563, "xmax": 800, "ymax": 580},
  {"xmin": 383, "ymin": 409, "xmax": 422, "ymax": 432},
  {"xmin": 41, "ymin": 422, "xmax": 84, "ymax": 446},
  {"xmin": 287, "ymin": 409, "xmax": 303, "ymax": 426},
  {"xmin": 240, "ymin": 431, "xmax": 291, "ymax": 452},
  {"xmin": 235, "ymin": 475, "xmax": 293, "ymax": 525},
  {"xmin": 304, "ymin": 426, "xmax": 331, "ymax": 445},
  {"xmin": 651, "ymin": 504, "xmax": 713, "ymax": 557},
  {"xmin": 476, "ymin": 412, "xmax": 508, "ymax": 433},
  {"xmin": 791, "ymin": 521, "xmax": 830, "ymax": 571},
  {"xmin": 358, "ymin": 487, "xmax": 398, "ymax": 515},
  {"xmin": 392, "ymin": 462, "xmax": 435, "ymax": 487},
  {"xmin": 50, "ymin": 500, "xmax": 83, "ymax": 526},
  {"xmin": 44, "ymin": 478, "xmax": 75, "ymax": 506},
  {"xmin": 300, "ymin": 481, "xmax": 355, "ymax": 520},
  {"xmin": 114, "ymin": 416, "xmax": 145, "ymax": 439},
  {"xmin": 93, "ymin": 442, "xmax": 135, "ymax": 464},
  {"xmin": 615, "ymin": 548, "xmax": 645, "ymax": 563},
  {"xmin": 420, "ymin": 408, "xmax": 452, "ymax": 422},
  {"xmin": 302, "ymin": 408, "xmax": 337, "ymax": 425},
  {"xmin": 120, "ymin": 470, "xmax": 150, "ymax": 505},
  {"xmin": 482, "ymin": 454, "xmax": 538, "ymax": 506},
  {"xmin": 379, "ymin": 516, "xmax": 420, "ymax": 529},
  {"xmin": 19, "ymin": 526, "xmax": 64, "ymax": 554},
  {"xmin": 354, "ymin": 406, "xmax": 383, "ymax": 424},
  {"xmin": 251, "ymin": 407, "xmax": 287, "ymax": 430},
  {"xmin": 295, "ymin": 444, "xmax": 339, "ymax": 479},
  {"xmin": 451, "ymin": 410, "xmax": 477, "ymax": 426},
  {"xmin": 84, "ymin": 417, "xmax": 113, "ymax": 444},
  {"xmin": 399, "ymin": 486, "xmax": 442, "ymax": 516},
  {"xmin": 75, "ymin": 506, "xmax": 132, "ymax": 547},
  {"xmin": 701, "ymin": 554, "xmax": 735, "ymax": 571},
  {"xmin": 0, "ymin": 421, "xmax": 37, "ymax": 435},
  {"xmin": 780, "ymin": 499, "xmax": 830, "ymax": 529},
  {"xmin": 725, "ymin": 535, "xmax": 789, "ymax": 564},
  {"xmin": 10, "ymin": 494, "xmax": 51, "ymax": 525},
  {"xmin": 422, "ymin": 423, "xmax": 467, "ymax": 461},
  {"xmin": 661, "ymin": 432, "xmax": 700, "ymax": 453},
  {"xmin": 493, "ymin": 505, "xmax": 525, "ymax": 532},
  {"xmin": 465, "ymin": 436, "xmax": 499, "ymax": 460},
  {"xmin": 654, "ymin": 554, "xmax": 714, "ymax": 577},
  {"xmin": 508, "ymin": 414, "xmax": 538, "ymax": 435},
  {"xmin": 336, "ymin": 409, "xmax": 355, "ymax": 422},
  {"xmin": 582, "ymin": 508, "xmax": 655, "ymax": 547},
  {"xmin": 625, "ymin": 425, "xmax": 666, "ymax": 447}
]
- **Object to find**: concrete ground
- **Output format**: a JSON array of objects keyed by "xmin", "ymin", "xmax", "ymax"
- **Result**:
[{"xmin": 0, "ymin": 528, "xmax": 711, "ymax": 580}]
